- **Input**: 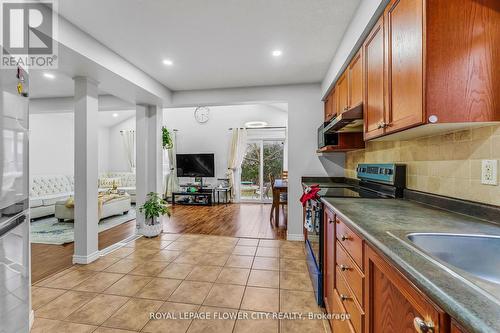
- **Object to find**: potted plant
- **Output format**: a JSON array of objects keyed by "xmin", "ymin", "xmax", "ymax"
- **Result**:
[
  {"xmin": 139, "ymin": 192, "xmax": 169, "ymax": 237},
  {"xmin": 162, "ymin": 127, "xmax": 173, "ymax": 149}
]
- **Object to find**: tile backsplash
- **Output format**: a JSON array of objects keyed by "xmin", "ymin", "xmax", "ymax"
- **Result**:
[{"xmin": 345, "ymin": 125, "xmax": 500, "ymax": 206}]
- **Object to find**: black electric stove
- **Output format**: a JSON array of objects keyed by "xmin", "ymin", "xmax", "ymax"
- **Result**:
[{"xmin": 304, "ymin": 163, "xmax": 406, "ymax": 306}]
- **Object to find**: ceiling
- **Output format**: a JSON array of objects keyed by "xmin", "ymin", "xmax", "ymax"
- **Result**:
[
  {"xmin": 57, "ymin": 0, "xmax": 361, "ymax": 92},
  {"xmin": 98, "ymin": 110, "xmax": 135, "ymax": 128},
  {"xmin": 29, "ymin": 69, "xmax": 109, "ymax": 98}
]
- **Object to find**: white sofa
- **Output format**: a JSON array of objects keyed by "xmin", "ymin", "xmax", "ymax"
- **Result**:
[
  {"xmin": 30, "ymin": 172, "xmax": 136, "ymax": 220},
  {"xmin": 99, "ymin": 172, "xmax": 136, "ymax": 203},
  {"xmin": 30, "ymin": 175, "xmax": 74, "ymax": 219}
]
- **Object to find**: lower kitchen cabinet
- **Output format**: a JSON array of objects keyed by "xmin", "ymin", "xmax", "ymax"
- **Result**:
[
  {"xmin": 323, "ymin": 208, "xmax": 336, "ymax": 320},
  {"xmin": 364, "ymin": 244, "xmax": 448, "ymax": 333},
  {"xmin": 322, "ymin": 205, "xmax": 465, "ymax": 333}
]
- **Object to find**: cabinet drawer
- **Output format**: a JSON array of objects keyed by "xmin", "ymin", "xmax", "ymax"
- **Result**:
[
  {"xmin": 331, "ymin": 289, "xmax": 355, "ymax": 333},
  {"xmin": 336, "ymin": 267, "xmax": 364, "ymax": 333},
  {"xmin": 336, "ymin": 241, "xmax": 364, "ymax": 306},
  {"xmin": 336, "ymin": 217, "xmax": 363, "ymax": 270}
]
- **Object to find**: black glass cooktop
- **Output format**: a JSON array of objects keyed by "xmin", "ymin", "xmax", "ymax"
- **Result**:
[{"xmin": 318, "ymin": 186, "xmax": 392, "ymax": 198}]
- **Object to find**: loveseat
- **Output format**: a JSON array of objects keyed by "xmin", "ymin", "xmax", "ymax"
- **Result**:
[{"xmin": 30, "ymin": 172, "xmax": 136, "ymax": 220}]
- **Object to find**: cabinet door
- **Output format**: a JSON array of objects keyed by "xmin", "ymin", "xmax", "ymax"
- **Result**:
[
  {"xmin": 365, "ymin": 245, "xmax": 447, "ymax": 333},
  {"xmin": 363, "ymin": 16, "xmax": 386, "ymax": 140},
  {"xmin": 348, "ymin": 50, "xmax": 363, "ymax": 108},
  {"xmin": 323, "ymin": 208, "xmax": 335, "ymax": 318},
  {"xmin": 337, "ymin": 72, "xmax": 349, "ymax": 115},
  {"xmin": 324, "ymin": 95, "xmax": 331, "ymax": 122},
  {"xmin": 330, "ymin": 88, "xmax": 337, "ymax": 119},
  {"xmin": 384, "ymin": 0, "xmax": 424, "ymax": 133}
]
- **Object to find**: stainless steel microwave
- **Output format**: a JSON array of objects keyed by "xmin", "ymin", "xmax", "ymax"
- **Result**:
[{"xmin": 318, "ymin": 123, "xmax": 338, "ymax": 148}]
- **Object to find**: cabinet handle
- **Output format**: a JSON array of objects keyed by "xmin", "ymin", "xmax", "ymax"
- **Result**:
[
  {"xmin": 413, "ymin": 317, "xmax": 435, "ymax": 333},
  {"xmin": 340, "ymin": 264, "xmax": 350, "ymax": 271},
  {"xmin": 341, "ymin": 235, "xmax": 351, "ymax": 241},
  {"xmin": 329, "ymin": 219, "xmax": 334, "ymax": 224},
  {"xmin": 340, "ymin": 294, "xmax": 351, "ymax": 302}
]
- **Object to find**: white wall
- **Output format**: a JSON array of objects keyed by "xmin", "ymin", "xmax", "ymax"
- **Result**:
[
  {"xmin": 321, "ymin": 0, "xmax": 388, "ymax": 98},
  {"xmin": 107, "ymin": 116, "xmax": 136, "ymax": 172},
  {"xmin": 29, "ymin": 113, "xmax": 111, "ymax": 176},
  {"xmin": 163, "ymin": 104, "xmax": 287, "ymax": 184},
  {"xmin": 171, "ymin": 84, "xmax": 345, "ymax": 240}
]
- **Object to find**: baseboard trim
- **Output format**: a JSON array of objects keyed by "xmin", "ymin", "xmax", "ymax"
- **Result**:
[
  {"xmin": 72, "ymin": 251, "xmax": 100, "ymax": 264},
  {"xmin": 100, "ymin": 234, "xmax": 142, "ymax": 257},
  {"xmin": 286, "ymin": 233, "xmax": 304, "ymax": 241}
]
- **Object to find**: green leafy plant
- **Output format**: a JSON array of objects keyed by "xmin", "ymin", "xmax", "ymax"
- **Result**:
[
  {"xmin": 162, "ymin": 127, "xmax": 173, "ymax": 149},
  {"xmin": 139, "ymin": 192, "xmax": 170, "ymax": 225}
]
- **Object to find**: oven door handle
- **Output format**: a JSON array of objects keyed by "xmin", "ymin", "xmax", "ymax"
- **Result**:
[{"xmin": 0, "ymin": 214, "xmax": 26, "ymax": 237}]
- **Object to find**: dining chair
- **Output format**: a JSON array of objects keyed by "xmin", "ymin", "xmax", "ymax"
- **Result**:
[{"xmin": 269, "ymin": 174, "xmax": 287, "ymax": 227}]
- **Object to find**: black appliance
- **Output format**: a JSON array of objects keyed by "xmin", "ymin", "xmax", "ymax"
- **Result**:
[
  {"xmin": 176, "ymin": 153, "xmax": 215, "ymax": 177},
  {"xmin": 317, "ymin": 123, "xmax": 338, "ymax": 148},
  {"xmin": 304, "ymin": 163, "xmax": 406, "ymax": 306}
]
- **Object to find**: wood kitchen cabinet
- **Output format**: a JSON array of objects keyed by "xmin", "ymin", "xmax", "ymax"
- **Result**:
[
  {"xmin": 325, "ymin": 0, "xmax": 499, "ymax": 141},
  {"xmin": 336, "ymin": 72, "xmax": 349, "ymax": 115},
  {"xmin": 362, "ymin": 0, "xmax": 499, "ymax": 140},
  {"xmin": 324, "ymin": 88, "xmax": 337, "ymax": 122},
  {"xmin": 323, "ymin": 208, "xmax": 336, "ymax": 322},
  {"xmin": 383, "ymin": 0, "xmax": 424, "ymax": 134},
  {"xmin": 364, "ymin": 244, "xmax": 448, "ymax": 333},
  {"xmin": 321, "ymin": 206, "xmax": 480, "ymax": 333},
  {"xmin": 348, "ymin": 50, "xmax": 363, "ymax": 109},
  {"xmin": 363, "ymin": 16, "xmax": 385, "ymax": 140}
]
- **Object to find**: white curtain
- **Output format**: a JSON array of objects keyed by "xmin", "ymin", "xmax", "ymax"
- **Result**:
[
  {"xmin": 166, "ymin": 131, "xmax": 180, "ymax": 197},
  {"xmin": 227, "ymin": 128, "xmax": 247, "ymax": 202},
  {"xmin": 120, "ymin": 130, "xmax": 136, "ymax": 172}
]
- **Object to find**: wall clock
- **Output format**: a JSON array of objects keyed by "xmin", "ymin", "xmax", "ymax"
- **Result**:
[{"xmin": 194, "ymin": 106, "xmax": 210, "ymax": 123}]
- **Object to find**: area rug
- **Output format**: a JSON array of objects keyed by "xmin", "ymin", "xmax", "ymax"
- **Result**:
[{"xmin": 30, "ymin": 208, "xmax": 136, "ymax": 245}]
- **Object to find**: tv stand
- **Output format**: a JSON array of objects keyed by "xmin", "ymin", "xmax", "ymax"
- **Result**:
[{"xmin": 172, "ymin": 187, "xmax": 214, "ymax": 206}]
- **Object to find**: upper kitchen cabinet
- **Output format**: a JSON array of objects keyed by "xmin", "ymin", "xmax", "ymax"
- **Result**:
[
  {"xmin": 324, "ymin": 88, "xmax": 337, "ymax": 122},
  {"xmin": 365, "ymin": 0, "xmax": 499, "ymax": 140},
  {"xmin": 383, "ymin": 0, "xmax": 424, "ymax": 134},
  {"xmin": 337, "ymin": 72, "xmax": 349, "ymax": 115},
  {"xmin": 348, "ymin": 50, "xmax": 363, "ymax": 109},
  {"xmin": 363, "ymin": 16, "xmax": 386, "ymax": 140}
]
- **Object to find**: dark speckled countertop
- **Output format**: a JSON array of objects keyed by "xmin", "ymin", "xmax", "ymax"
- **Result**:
[{"xmin": 321, "ymin": 197, "xmax": 500, "ymax": 333}]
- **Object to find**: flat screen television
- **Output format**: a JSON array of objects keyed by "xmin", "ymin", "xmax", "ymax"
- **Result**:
[{"xmin": 176, "ymin": 153, "xmax": 215, "ymax": 177}]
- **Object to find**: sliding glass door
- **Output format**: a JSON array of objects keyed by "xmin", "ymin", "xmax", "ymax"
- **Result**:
[{"xmin": 240, "ymin": 139, "xmax": 284, "ymax": 202}]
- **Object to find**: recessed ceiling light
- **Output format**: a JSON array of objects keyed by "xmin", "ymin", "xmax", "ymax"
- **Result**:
[
  {"xmin": 245, "ymin": 121, "xmax": 268, "ymax": 128},
  {"xmin": 272, "ymin": 50, "xmax": 282, "ymax": 57},
  {"xmin": 162, "ymin": 59, "xmax": 173, "ymax": 66},
  {"xmin": 112, "ymin": 113, "xmax": 119, "ymax": 118},
  {"xmin": 43, "ymin": 73, "xmax": 55, "ymax": 79}
]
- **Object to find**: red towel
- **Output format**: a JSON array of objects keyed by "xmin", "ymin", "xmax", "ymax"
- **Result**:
[{"xmin": 300, "ymin": 184, "xmax": 321, "ymax": 206}]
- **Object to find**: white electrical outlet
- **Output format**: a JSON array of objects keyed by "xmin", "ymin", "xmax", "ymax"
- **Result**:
[{"xmin": 481, "ymin": 160, "xmax": 498, "ymax": 185}]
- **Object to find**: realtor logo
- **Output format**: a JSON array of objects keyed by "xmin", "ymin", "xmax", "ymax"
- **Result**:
[{"xmin": 1, "ymin": 0, "xmax": 58, "ymax": 68}]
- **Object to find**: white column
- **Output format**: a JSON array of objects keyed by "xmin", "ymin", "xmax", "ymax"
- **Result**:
[
  {"xmin": 135, "ymin": 105, "xmax": 147, "ymax": 230},
  {"xmin": 135, "ymin": 104, "xmax": 163, "ymax": 233},
  {"xmin": 147, "ymin": 105, "xmax": 164, "ymax": 194},
  {"xmin": 73, "ymin": 77, "xmax": 99, "ymax": 264}
]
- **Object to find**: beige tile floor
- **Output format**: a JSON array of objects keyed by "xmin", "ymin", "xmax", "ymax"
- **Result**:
[{"xmin": 31, "ymin": 234, "xmax": 329, "ymax": 333}]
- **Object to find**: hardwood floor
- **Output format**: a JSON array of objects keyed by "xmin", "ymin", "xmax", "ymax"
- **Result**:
[
  {"xmin": 31, "ymin": 203, "xmax": 287, "ymax": 283},
  {"xmin": 165, "ymin": 203, "xmax": 287, "ymax": 239},
  {"xmin": 31, "ymin": 220, "xmax": 136, "ymax": 283}
]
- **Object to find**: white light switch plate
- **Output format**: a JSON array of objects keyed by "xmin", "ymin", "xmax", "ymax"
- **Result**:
[{"xmin": 481, "ymin": 160, "xmax": 498, "ymax": 185}]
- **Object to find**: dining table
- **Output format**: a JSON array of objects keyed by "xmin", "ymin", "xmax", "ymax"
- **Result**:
[{"xmin": 273, "ymin": 179, "xmax": 288, "ymax": 227}]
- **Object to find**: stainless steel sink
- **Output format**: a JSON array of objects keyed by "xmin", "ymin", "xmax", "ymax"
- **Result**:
[{"xmin": 407, "ymin": 233, "xmax": 500, "ymax": 285}]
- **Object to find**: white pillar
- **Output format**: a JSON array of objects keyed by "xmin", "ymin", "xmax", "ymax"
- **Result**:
[
  {"xmin": 73, "ymin": 77, "xmax": 99, "ymax": 264},
  {"xmin": 136, "ymin": 104, "xmax": 163, "ymax": 232}
]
